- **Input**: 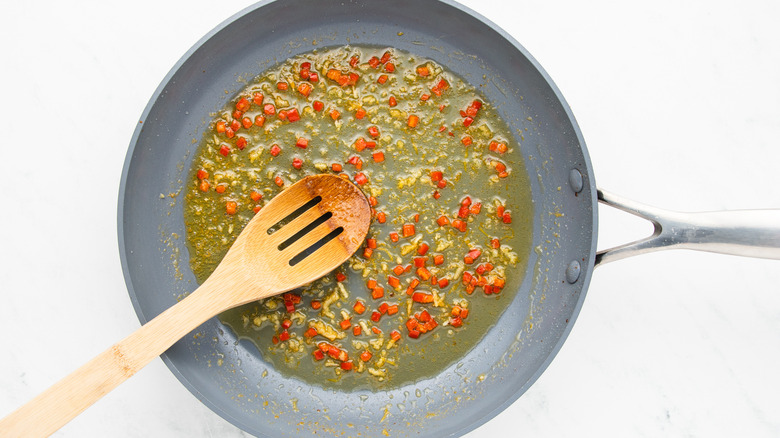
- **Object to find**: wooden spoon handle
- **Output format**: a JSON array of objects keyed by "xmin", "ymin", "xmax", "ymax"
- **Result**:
[{"xmin": 0, "ymin": 288, "xmax": 220, "ymax": 437}]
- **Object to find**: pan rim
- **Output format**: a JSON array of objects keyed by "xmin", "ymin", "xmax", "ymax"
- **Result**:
[{"xmin": 117, "ymin": 0, "xmax": 599, "ymax": 436}]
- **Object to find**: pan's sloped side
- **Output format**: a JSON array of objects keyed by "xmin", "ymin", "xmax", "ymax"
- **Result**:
[{"xmin": 118, "ymin": 0, "xmax": 597, "ymax": 436}]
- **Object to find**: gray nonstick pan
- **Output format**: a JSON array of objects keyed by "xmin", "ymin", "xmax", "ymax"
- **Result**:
[{"xmin": 117, "ymin": 0, "xmax": 780, "ymax": 437}]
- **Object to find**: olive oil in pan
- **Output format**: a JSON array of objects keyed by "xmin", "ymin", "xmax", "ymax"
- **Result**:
[{"xmin": 184, "ymin": 46, "xmax": 533, "ymax": 390}]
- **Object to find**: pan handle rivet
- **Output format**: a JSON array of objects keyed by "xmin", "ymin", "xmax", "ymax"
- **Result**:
[
  {"xmin": 568, "ymin": 169, "xmax": 583, "ymax": 193},
  {"xmin": 565, "ymin": 260, "xmax": 581, "ymax": 283}
]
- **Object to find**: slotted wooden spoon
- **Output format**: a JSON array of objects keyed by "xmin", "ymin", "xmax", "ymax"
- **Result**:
[{"xmin": 0, "ymin": 174, "xmax": 371, "ymax": 437}]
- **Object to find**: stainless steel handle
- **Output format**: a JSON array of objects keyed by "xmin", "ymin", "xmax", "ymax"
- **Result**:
[{"xmin": 595, "ymin": 189, "xmax": 780, "ymax": 266}]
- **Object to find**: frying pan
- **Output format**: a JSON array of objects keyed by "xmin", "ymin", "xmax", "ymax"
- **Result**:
[
  {"xmin": 111, "ymin": 0, "xmax": 776, "ymax": 436},
  {"xmin": 47, "ymin": 3, "xmax": 772, "ymax": 436},
  {"xmin": 121, "ymin": 2, "xmax": 592, "ymax": 435}
]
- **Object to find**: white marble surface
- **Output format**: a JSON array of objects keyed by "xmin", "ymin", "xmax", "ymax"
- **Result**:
[{"xmin": 1, "ymin": 0, "xmax": 779, "ymax": 436}]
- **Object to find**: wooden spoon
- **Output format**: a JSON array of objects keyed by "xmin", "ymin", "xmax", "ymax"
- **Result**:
[{"xmin": 0, "ymin": 174, "xmax": 371, "ymax": 437}]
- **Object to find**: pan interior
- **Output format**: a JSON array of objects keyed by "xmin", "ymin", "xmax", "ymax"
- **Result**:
[{"xmin": 118, "ymin": 0, "xmax": 596, "ymax": 436}]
